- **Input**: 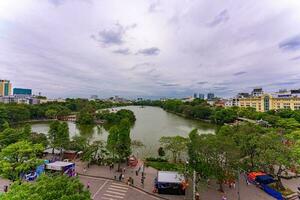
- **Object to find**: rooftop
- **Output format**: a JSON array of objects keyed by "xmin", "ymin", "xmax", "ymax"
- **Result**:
[{"xmin": 157, "ymin": 171, "xmax": 184, "ymax": 183}]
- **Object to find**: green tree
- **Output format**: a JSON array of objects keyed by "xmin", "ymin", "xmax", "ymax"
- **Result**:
[
  {"xmin": 69, "ymin": 135, "xmax": 88, "ymax": 152},
  {"xmin": 115, "ymin": 119, "xmax": 131, "ymax": 170},
  {"xmin": 48, "ymin": 121, "xmax": 60, "ymax": 154},
  {"xmin": 82, "ymin": 140, "xmax": 108, "ymax": 165},
  {"xmin": 107, "ymin": 125, "xmax": 119, "ymax": 163},
  {"xmin": 256, "ymin": 132, "xmax": 294, "ymax": 190},
  {"xmin": 6, "ymin": 104, "xmax": 30, "ymax": 123},
  {"xmin": 210, "ymin": 108, "xmax": 238, "ymax": 125},
  {"xmin": 0, "ymin": 106, "xmax": 8, "ymax": 131},
  {"xmin": 45, "ymin": 109, "xmax": 58, "ymax": 119},
  {"xmin": 218, "ymin": 123, "xmax": 266, "ymax": 170},
  {"xmin": 0, "ymin": 141, "xmax": 44, "ymax": 180},
  {"xmin": 77, "ymin": 110, "xmax": 94, "ymax": 125},
  {"xmin": 275, "ymin": 118, "xmax": 300, "ymax": 131},
  {"xmin": 188, "ymin": 130, "xmax": 240, "ymax": 192},
  {"xmin": 57, "ymin": 122, "xmax": 70, "ymax": 158},
  {"xmin": 107, "ymin": 119, "xmax": 132, "ymax": 170},
  {"xmin": 159, "ymin": 136, "xmax": 188, "ymax": 163},
  {"xmin": 1, "ymin": 174, "xmax": 91, "ymax": 200},
  {"xmin": 28, "ymin": 132, "xmax": 49, "ymax": 147}
]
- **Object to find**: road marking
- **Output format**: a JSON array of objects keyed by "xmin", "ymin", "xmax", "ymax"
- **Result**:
[
  {"xmin": 111, "ymin": 182, "xmax": 128, "ymax": 187},
  {"xmin": 107, "ymin": 187, "xmax": 127, "ymax": 193},
  {"xmin": 101, "ymin": 197, "xmax": 116, "ymax": 200},
  {"xmin": 106, "ymin": 190, "xmax": 126, "ymax": 196},
  {"xmin": 93, "ymin": 180, "xmax": 109, "ymax": 199},
  {"xmin": 109, "ymin": 185, "xmax": 128, "ymax": 190},
  {"xmin": 104, "ymin": 193, "xmax": 124, "ymax": 199}
]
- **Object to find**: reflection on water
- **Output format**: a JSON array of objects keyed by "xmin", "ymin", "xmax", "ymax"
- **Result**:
[{"xmin": 31, "ymin": 106, "xmax": 216, "ymax": 157}]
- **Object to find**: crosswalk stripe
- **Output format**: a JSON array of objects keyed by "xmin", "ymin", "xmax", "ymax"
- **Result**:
[
  {"xmin": 107, "ymin": 187, "xmax": 128, "ymax": 193},
  {"xmin": 111, "ymin": 182, "xmax": 128, "ymax": 187},
  {"xmin": 109, "ymin": 185, "xmax": 128, "ymax": 190},
  {"xmin": 106, "ymin": 190, "xmax": 126, "ymax": 196},
  {"xmin": 101, "ymin": 197, "xmax": 115, "ymax": 200},
  {"xmin": 104, "ymin": 193, "xmax": 124, "ymax": 199}
]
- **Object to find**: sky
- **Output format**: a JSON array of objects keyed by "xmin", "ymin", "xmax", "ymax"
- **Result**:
[{"xmin": 1, "ymin": 0, "xmax": 300, "ymax": 99}]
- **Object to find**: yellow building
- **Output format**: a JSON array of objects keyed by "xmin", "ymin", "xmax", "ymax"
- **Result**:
[
  {"xmin": 0, "ymin": 80, "xmax": 12, "ymax": 96},
  {"xmin": 238, "ymin": 94, "xmax": 300, "ymax": 112}
]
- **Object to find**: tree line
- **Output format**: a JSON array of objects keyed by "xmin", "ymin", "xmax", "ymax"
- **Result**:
[
  {"xmin": 135, "ymin": 99, "xmax": 300, "ymax": 130},
  {"xmin": 0, "ymin": 98, "xmax": 130, "ymax": 130}
]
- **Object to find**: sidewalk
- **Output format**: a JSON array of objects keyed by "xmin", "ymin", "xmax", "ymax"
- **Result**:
[{"xmin": 74, "ymin": 160, "xmax": 186, "ymax": 200}]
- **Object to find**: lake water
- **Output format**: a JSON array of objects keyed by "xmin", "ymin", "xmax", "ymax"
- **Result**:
[{"xmin": 31, "ymin": 106, "xmax": 216, "ymax": 157}]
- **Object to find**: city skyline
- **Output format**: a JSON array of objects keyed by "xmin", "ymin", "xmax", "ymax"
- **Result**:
[{"xmin": 1, "ymin": 0, "xmax": 300, "ymax": 98}]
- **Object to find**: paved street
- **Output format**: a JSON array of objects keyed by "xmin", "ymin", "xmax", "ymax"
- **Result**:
[{"xmin": 79, "ymin": 175, "xmax": 160, "ymax": 200}]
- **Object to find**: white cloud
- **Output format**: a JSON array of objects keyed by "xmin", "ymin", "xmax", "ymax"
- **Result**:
[{"xmin": 1, "ymin": 0, "xmax": 300, "ymax": 98}]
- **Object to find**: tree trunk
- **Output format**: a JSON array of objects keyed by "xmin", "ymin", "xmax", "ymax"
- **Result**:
[
  {"xmin": 218, "ymin": 181, "xmax": 224, "ymax": 193},
  {"xmin": 276, "ymin": 166, "xmax": 285, "ymax": 190},
  {"xmin": 118, "ymin": 159, "xmax": 121, "ymax": 172},
  {"xmin": 172, "ymin": 152, "xmax": 177, "ymax": 163}
]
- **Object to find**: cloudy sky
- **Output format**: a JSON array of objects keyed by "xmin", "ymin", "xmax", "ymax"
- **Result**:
[{"xmin": 1, "ymin": 0, "xmax": 300, "ymax": 99}]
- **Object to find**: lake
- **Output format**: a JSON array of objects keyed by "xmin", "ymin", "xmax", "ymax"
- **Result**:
[{"xmin": 31, "ymin": 106, "xmax": 216, "ymax": 157}]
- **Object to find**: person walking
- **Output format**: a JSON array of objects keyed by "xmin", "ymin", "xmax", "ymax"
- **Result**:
[
  {"xmin": 87, "ymin": 182, "xmax": 90, "ymax": 189},
  {"xmin": 119, "ymin": 173, "xmax": 122, "ymax": 181}
]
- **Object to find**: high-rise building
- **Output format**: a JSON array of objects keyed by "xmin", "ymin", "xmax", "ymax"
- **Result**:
[
  {"xmin": 13, "ymin": 88, "xmax": 32, "ymax": 96},
  {"xmin": 193, "ymin": 93, "xmax": 198, "ymax": 98},
  {"xmin": 207, "ymin": 93, "xmax": 215, "ymax": 100},
  {"xmin": 0, "ymin": 80, "xmax": 12, "ymax": 96},
  {"xmin": 199, "ymin": 93, "xmax": 205, "ymax": 99}
]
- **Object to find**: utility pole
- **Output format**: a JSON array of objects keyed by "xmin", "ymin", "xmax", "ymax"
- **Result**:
[
  {"xmin": 237, "ymin": 167, "xmax": 241, "ymax": 200},
  {"xmin": 193, "ymin": 170, "xmax": 196, "ymax": 200}
]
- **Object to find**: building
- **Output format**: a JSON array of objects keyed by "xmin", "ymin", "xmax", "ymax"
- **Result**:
[
  {"xmin": 13, "ymin": 88, "xmax": 32, "ymax": 96},
  {"xmin": 251, "ymin": 88, "xmax": 264, "ymax": 97},
  {"xmin": 207, "ymin": 93, "xmax": 215, "ymax": 100},
  {"xmin": 193, "ymin": 93, "xmax": 198, "ymax": 98},
  {"xmin": 0, "ymin": 80, "xmax": 12, "ymax": 96},
  {"xmin": 238, "ymin": 89, "xmax": 300, "ymax": 112},
  {"xmin": 0, "ymin": 95, "xmax": 39, "ymax": 105},
  {"xmin": 199, "ymin": 93, "xmax": 205, "ymax": 99},
  {"xmin": 90, "ymin": 95, "xmax": 98, "ymax": 100},
  {"xmin": 181, "ymin": 96, "xmax": 194, "ymax": 102}
]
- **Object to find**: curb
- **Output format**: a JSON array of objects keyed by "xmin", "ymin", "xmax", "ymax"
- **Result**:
[{"xmin": 78, "ymin": 173, "xmax": 170, "ymax": 200}]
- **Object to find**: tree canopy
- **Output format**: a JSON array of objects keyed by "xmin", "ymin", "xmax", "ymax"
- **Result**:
[{"xmin": 1, "ymin": 175, "xmax": 91, "ymax": 200}]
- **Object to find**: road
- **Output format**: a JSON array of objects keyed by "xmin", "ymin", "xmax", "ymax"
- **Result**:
[{"xmin": 79, "ymin": 175, "xmax": 161, "ymax": 200}]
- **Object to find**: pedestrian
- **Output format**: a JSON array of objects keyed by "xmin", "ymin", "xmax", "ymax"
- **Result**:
[
  {"xmin": 123, "ymin": 167, "xmax": 126, "ymax": 173},
  {"xmin": 122, "ymin": 174, "xmax": 125, "ymax": 181},
  {"xmin": 232, "ymin": 181, "xmax": 236, "ymax": 189},
  {"xmin": 131, "ymin": 177, "xmax": 134, "ymax": 186},
  {"xmin": 135, "ymin": 170, "xmax": 138, "ymax": 176},
  {"xmin": 119, "ymin": 173, "xmax": 122, "ymax": 181},
  {"xmin": 83, "ymin": 167, "xmax": 87, "ymax": 174},
  {"xmin": 195, "ymin": 192, "xmax": 200, "ymax": 200},
  {"xmin": 222, "ymin": 195, "xmax": 227, "ymax": 200},
  {"xmin": 87, "ymin": 182, "xmax": 90, "ymax": 189},
  {"xmin": 127, "ymin": 178, "xmax": 131, "ymax": 185}
]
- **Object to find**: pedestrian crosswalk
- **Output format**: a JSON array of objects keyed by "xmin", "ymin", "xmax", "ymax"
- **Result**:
[{"xmin": 100, "ymin": 182, "xmax": 128, "ymax": 200}]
